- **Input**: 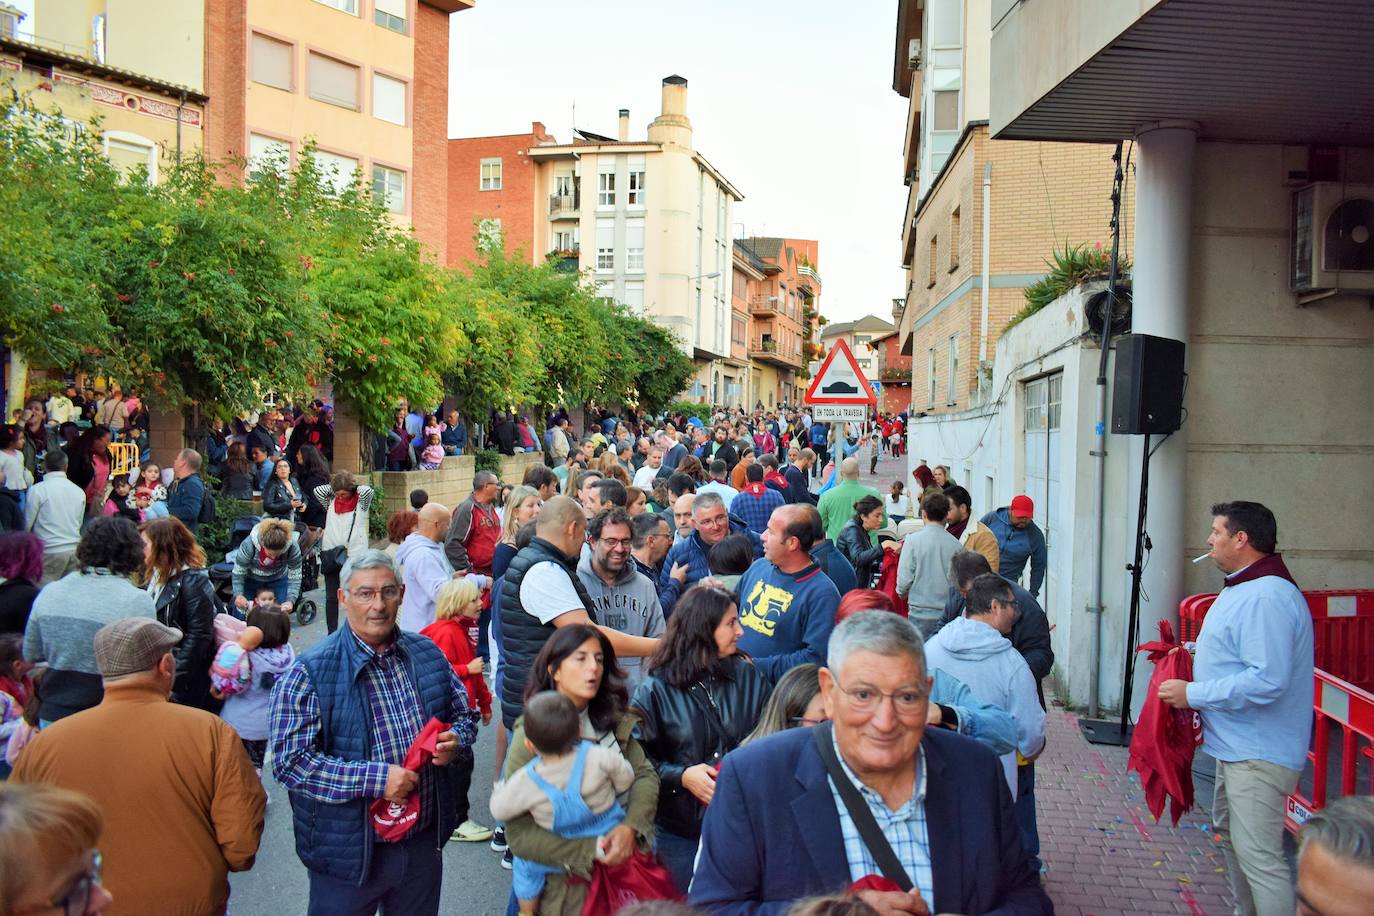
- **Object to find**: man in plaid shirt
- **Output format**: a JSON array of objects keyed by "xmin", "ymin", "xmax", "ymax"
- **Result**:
[{"xmin": 270, "ymin": 549, "xmax": 479, "ymax": 915}]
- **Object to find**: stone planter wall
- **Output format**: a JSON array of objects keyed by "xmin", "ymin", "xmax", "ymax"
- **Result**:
[{"xmin": 373, "ymin": 455, "xmax": 475, "ymax": 518}]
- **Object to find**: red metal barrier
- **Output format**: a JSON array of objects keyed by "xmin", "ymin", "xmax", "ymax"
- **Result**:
[{"xmin": 1178, "ymin": 589, "xmax": 1374, "ymax": 833}]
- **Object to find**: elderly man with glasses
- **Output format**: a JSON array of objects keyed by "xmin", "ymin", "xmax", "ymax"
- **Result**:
[
  {"xmin": 690, "ymin": 610, "xmax": 1050, "ymax": 914},
  {"xmin": 270, "ymin": 549, "xmax": 480, "ymax": 916}
]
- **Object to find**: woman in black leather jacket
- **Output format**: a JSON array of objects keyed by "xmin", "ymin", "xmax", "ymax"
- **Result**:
[
  {"xmin": 142, "ymin": 517, "xmax": 219, "ymax": 710},
  {"xmin": 629, "ymin": 584, "xmax": 771, "ymax": 893},
  {"xmin": 261, "ymin": 458, "xmax": 305, "ymax": 521},
  {"xmin": 836, "ymin": 494, "xmax": 886, "ymax": 587}
]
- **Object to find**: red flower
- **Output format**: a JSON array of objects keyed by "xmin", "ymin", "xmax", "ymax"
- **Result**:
[
  {"xmin": 195, "ymin": 198, "xmax": 205, "ymax": 206},
  {"xmin": 227, "ymin": 268, "xmax": 236, "ymax": 276},
  {"xmin": 285, "ymin": 330, "xmax": 293, "ymax": 338},
  {"xmin": 183, "ymin": 271, "xmax": 196, "ymax": 280},
  {"xmin": 157, "ymin": 372, "xmax": 166, "ymax": 381},
  {"xmin": 368, "ymin": 354, "xmax": 378, "ymax": 364},
  {"xmin": 50, "ymin": 303, "xmax": 64, "ymax": 312},
  {"xmin": 379, "ymin": 337, "xmax": 391, "ymax": 347},
  {"xmin": 148, "ymin": 260, "xmax": 160, "ymax": 268},
  {"xmin": 264, "ymin": 339, "xmax": 278, "ymax": 348},
  {"xmin": 117, "ymin": 294, "xmax": 131, "ymax": 302}
]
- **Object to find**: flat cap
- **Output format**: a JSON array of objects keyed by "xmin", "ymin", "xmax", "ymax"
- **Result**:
[{"xmin": 93, "ymin": 617, "xmax": 183, "ymax": 678}]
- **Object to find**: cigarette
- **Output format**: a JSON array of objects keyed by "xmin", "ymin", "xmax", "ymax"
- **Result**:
[{"xmin": 1192, "ymin": 552, "xmax": 1212, "ymax": 564}]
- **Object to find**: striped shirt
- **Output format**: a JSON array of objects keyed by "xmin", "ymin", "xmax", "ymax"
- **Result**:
[
  {"xmin": 270, "ymin": 631, "xmax": 477, "ymax": 840},
  {"xmin": 827, "ymin": 732, "xmax": 934, "ymax": 904}
]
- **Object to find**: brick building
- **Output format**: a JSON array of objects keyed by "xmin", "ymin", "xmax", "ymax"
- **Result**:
[
  {"xmin": 446, "ymin": 123, "xmax": 554, "ymax": 267},
  {"xmin": 892, "ymin": 0, "xmax": 1130, "ymax": 414},
  {"xmin": 736, "ymin": 237, "xmax": 821, "ymax": 410}
]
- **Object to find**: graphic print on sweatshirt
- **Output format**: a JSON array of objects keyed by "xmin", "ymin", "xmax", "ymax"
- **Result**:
[{"xmin": 739, "ymin": 579, "xmax": 794, "ymax": 638}]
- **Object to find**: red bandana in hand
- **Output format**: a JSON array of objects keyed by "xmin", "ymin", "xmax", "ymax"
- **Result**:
[{"xmin": 369, "ymin": 717, "xmax": 449, "ymax": 841}]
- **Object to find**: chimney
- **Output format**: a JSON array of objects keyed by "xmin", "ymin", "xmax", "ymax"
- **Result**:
[
  {"xmin": 618, "ymin": 109, "xmax": 630, "ymax": 142},
  {"xmin": 648, "ymin": 75, "xmax": 692, "ymax": 148}
]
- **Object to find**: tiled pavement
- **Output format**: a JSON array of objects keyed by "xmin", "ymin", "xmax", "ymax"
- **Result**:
[{"xmin": 1037, "ymin": 705, "xmax": 1234, "ymax": 916}]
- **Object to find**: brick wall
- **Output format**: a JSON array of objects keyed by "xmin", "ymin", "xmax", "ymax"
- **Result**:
[
  {"xmin": 446, "ymin": 132, "xmax": 544, "ymax": 268},
  {"xmin": 412, "ymin": 4, "xmax": 450, "ymax": 260},
  {"xmin": 203, "ymin": 0, "xmax": 247, "ymax": 177},
  {"xmin": 903, "ymin": 127, "xmax": 1132, "ymax": 413}
]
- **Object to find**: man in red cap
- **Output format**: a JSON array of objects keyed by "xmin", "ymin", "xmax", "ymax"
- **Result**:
[{"xmin": 981, "ymin": 495, "xmax": 1047, "ymax": 599}]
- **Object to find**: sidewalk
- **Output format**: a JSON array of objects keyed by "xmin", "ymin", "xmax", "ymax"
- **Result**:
[{"xmin": 1037, "ymin": 705, "xmax": 1233, "ymax": 916}]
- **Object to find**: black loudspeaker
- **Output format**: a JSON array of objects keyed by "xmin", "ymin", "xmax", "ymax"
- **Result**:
[{"xmin": 1111, "ymin": 334, "xmax": 1185, "ymax": 435}]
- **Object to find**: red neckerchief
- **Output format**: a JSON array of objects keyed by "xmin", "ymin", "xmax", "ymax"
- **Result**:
[
  {"xmin": 333, "ymin": 490, "xmax": 361, "ymax": 514},
  {"xmin": 1224, "ymin": 552, "xmax": 1298, "ymax": 589},
  {"xmin": 763, "ymin": 469, "xmax": 789, "ymax": 489},
  {"xmin": 0, "ymin": 674, "xmax": 32, "ymax": 706},
  {"xmin": 258, "ymin": 545, "xmax": 283, "ymax": 570},
  {"xmin": 946, "ymin": 518, "xmax": 969, "ymax": 539},
  {"xmin": 743, "ymin": 482, "xmax": 768, "ymax": 497}
]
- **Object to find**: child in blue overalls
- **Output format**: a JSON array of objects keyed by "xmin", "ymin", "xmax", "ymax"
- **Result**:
[{"xmin": 489, "ymin": 691, "xmax": 635, "ymax": 915}]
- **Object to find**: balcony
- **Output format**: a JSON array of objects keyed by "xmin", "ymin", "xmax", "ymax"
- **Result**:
[
  {"xmin": 750, "ymin": 294, "xmax": 779, "ymax": 317},
  {"xmin": 548, "ymin": 247, "xmax": 580, "ymax": 272},
  {"xmin": 548, "ymin": 193, "xmax": 579, "ymax": 219},
  {"xmin": 797, "ymin": 263, "xmax": 822, "ymax": 286},
  {"xmin": 750, "ymin": 337, "xmax": 803, "ymax": 369}
]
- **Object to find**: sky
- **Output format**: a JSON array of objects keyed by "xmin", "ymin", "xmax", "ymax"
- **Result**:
[{"xmin": 447, "ymin": 0, "xmax": 909, "ymax": 325}]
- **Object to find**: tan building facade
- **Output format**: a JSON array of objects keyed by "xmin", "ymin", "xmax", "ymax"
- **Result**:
[
  {"xmin": 892, "ymin": 0, "xmax": 1128, "ymax": 414},
  {"xmin": 736, "ymin": 237, "xmax": 820, "ymax": 410}
]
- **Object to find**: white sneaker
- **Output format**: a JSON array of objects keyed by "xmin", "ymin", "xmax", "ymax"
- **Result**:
[{"xmin": 449, "ymin": 819, "xmax": 495, "ymax": 843}]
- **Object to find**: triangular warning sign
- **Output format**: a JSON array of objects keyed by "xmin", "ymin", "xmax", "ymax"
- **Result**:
[{"xmin": 804, "ymin": 339, "xmax": 877, "ymax": 405}]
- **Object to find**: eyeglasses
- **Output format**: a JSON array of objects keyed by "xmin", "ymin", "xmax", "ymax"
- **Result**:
[
  {"xmin": 597, "ymin": 537, "xmax": 632, "ymax": 549},
  {"xmin": 27, "ymin": 851, "xmax": 103, "ymax": 916},
  {"xmin": 789, "ymin": 715, "xmax": 827, "ymax": 726},
  {"xmin": 832, "ymin": 681, "xmax": 928, "ymax": 715},
  {"xmin": 347, "ymin": 585, "xmax": 401, "ymax": 603}
]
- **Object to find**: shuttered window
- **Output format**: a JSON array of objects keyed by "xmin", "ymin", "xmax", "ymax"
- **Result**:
[
  {"xmin": 250, "ymin": 34, "xmax": 292, "ymax": 90},
  {"xmin": 308, "ymin": 53, "xmax": 359, "ymax": 110}
]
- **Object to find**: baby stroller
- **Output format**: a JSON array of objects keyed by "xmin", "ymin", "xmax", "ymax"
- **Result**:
[
  {"xmin": 293, "ymin": 519, "xmax": 321, "ymax": 627},
  {"xmin": 208, "ymin": 515, "xmax": 318, "ymax": 627}
]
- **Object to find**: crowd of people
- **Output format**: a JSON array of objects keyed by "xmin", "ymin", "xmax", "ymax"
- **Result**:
[{"xmin": 0, "ymin": 394, "xmax": 1350, "ymax": 916}]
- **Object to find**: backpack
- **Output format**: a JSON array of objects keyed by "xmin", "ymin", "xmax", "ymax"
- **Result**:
[
  {"xmin": 198, "ymin": 486, "xmax": 217, "ymax": 524},
  {"xmin": 210, "ymin": 642, "xmax": 252, "ymax": 697}
]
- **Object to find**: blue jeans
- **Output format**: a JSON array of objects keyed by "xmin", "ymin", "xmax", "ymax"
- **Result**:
[
  {"xmin": 1015, "ymin": 762, "xmax": 1040, "ymax": 871},
  {"xmin": 656, "ymin": 829, "xmax": 700, "ymax": 895},
  {"xmin": 307, "ymin": 825, "xmax": 442, "ymax": 916}
]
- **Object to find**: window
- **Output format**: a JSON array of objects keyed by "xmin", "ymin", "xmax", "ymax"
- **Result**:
[
  {"xmin": 949, "ymin": 207, "xmax": 961, "ymax": 270},
  {"xmin": 1048, "ymin": 373, "xmax": 1062, "ymax": 429},
  {"xmin": 926, "ymin": 347, "xmax": 937, "ymax": 407},
  {"xmin": 628, "ymin": 167, "xmax": 646, "ymax": 206},
  {"xmin": 249, "ymin": 33, "xmax": 292, "ymax": 91},
  {"xmin": 554, "ymin": 173, "xmax": 574, "ymax": 197},
  {"xmin": 927, "ymin": 236, "xmax": 938, "ymax": 287},
  {"xmin": 308, "ymin": 53, "xmax": 359, "ymax": 110},
  {"xmin": 732, "ymin": 315, "xmax": 747, "ymax": 345},
  {"xmin": 374, "ymin": 0, "xmax": 406, "ymax": 32},
  {"xmin": 372, "ymin": 73, "xmax": 406, "ymax": 125},
  {"xmin": 623, "ymin": 281, "xmax": 644, "ymax": 312},
  {"xmin": 626, "ymin": 219, "xmax": 645, "ymax": 271},
  {"xmin": 103, "ymin": 131, "xmax": 157, "ymax": 184},
  {"xmin": 553, "ymin": 229, "xmax": 578, "ymax": 252},
  {"xmin": 480, "ymin": 158, "xmax": 501, "ymax": 190},
  {"xmin": 310, "ymin": 150, "xmax": 358, "ymax": 196},
  {"xmin": 596, "ymin": 219, "xmax": 614, "ymax": 271},
  {"xmin": 929, "ymin": 0, "xmax": 961, "ymax": 47},
  {"xmin": 477, "ymin": 218, "xmax": 502, "ymax": 250},
  {"xmin": 248, "ymin": 133, "xmax": 290, "ymax": 180},
  {"xmin": 598, "ymin": 169, "xmax": 616, "ymax": 207},
  {"xmin": 932, "ymin": 90, "xmax": 960, "ymax": 132},
  {"xmin": 313, "ymin": 0, "xmax": 357, "ymax": 13},
  {"xmin": 946, "ymin": 334, "xmax": 959, "ymax": 405},
  {"xmin": 371, "ymin": 164, "xmax": 405, "ymax": 213}
]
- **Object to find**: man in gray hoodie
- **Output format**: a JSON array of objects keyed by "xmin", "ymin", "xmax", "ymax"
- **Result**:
[
  {"xmin": 895, "ymin": 491, "xmax": 962, "ymax": 637},
  {"xmin": 924, "ymin": 572, "xmax": 1047, "ymax": 870},
  {"xmin": 396, "ymin": 503, "xmax": 457, "ymax": 633},
  {"xmin": 576, "ymin": 508, "xmax": 665, "ymax": 689}
]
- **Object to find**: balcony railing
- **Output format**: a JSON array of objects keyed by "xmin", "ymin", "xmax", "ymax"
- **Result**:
[
  {"xmin": 797, "ymin": 263, "xmax": 821, "ymax": 285},
  {"xmin": 549, "ymin": 193, "xmax": 579, "ymax": 218},
  {"xmin": 754, "ymin": 338, "xmax": 777, "ymax": 353},
  {"xmin": 750, "ymin": 295, "xmax": 778, "ymax": 316}
]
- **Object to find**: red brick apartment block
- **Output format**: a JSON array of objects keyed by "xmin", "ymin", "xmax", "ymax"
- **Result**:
[{"xmin": 446, "ymin": 124, "xmax": 552, "ymax": 268}]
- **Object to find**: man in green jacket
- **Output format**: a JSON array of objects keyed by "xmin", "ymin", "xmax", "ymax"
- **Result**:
[{"xmin": 816, "ymin": 457, "xmax": 884, "ymax": 541}]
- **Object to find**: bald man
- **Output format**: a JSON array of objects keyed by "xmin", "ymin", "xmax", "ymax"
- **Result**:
[
  {"xmin": 672, "ymin": 493, "xmax": 697, "ymax": 543},
  {"xmin": 816, "ymin": 457, "xmax": 883, "ymax": 540},
  {"xmin": 498, "ymin": 496, "xmax": 660, "ymax": 729},
  {"xmin": 396, "ymin": 502, "xmax": 456, "ymax": 632}
]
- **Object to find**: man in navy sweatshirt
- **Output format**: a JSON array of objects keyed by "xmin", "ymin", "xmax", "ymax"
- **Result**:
[{"xmin": 736, "ymin": 504, "xmax": 841, "ymax": 681}]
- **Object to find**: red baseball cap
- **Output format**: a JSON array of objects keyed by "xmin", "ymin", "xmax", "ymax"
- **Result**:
[{"xmin": 1010, "ymin": 495, "xmax": 1034, "ymax": 518}]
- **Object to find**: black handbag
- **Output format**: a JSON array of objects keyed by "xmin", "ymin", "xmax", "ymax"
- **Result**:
[
  {"xmin": 320, "ymin": 503, "xmax": 358, "ymax": 575},
  {"xmin": 812, "ymin": 722, "xmax": 915, "ymax": 892}
]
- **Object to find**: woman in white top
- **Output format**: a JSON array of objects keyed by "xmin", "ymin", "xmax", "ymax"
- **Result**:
[
  {"xmin": 884, "ymin": 480, "xmax": 913, "ymax": 526},
  {"xmin": 312, "ymin": 471, "xmax": 374, "ymax": 634}
]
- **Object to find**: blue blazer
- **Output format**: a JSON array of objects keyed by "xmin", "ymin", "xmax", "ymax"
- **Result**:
[{"xmin": 688, "ymin": 726, "xmax": 1052, "ymax": 915}]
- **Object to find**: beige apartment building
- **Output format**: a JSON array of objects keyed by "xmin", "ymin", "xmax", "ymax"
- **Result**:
[
  {"xmin": 521, "ymin": 76, "xmax": 744, "ymax": 401},
  {"xmin": 893, "ymin": 0, "xmax": 1129, "ymax": 413}
]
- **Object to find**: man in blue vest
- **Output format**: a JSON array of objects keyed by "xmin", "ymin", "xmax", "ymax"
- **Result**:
[{"xmin": 270, "ymin": 549, "xmax": 480, "ymax": 915}]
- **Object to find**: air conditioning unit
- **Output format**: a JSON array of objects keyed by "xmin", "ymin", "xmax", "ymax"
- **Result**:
[
  {"xmin": 908, "ymin": 39, "xmax": 922, "ymax": 69},
  {"xmin": 1291, "ymin": 183, "xmax": 1374, "ymax": 294}
]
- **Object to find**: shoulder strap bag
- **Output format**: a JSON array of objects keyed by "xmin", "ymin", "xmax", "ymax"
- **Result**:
[{"xmin": 812, "ymin": 722, "xmax": 914, "ymax": 892}]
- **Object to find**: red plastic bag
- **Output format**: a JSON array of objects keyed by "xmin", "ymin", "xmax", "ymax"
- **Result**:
[
  {"xmin": 1127, "ymin": 621, "xmax": 1203, "ymax": 825},
  {"xmin": 368, "ymin": 717, "xmax": 449, "ymax": 841},
  {"xmin": 873, "ymin": 551, "xmax": 909, "ymax": 618},
  {"xmin": 581, "ymin": 849, "xmax": 682, "ymax": 915}
]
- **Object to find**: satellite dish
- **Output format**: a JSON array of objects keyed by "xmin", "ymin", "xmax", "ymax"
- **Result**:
[{"xmin": 1086, "ymin": 285, "xmax": 1132, "ymax": 338}]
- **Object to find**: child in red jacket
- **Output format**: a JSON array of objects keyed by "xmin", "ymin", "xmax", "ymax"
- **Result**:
[{"xmin": 421, "ymin": 578, "xmax": 495, "ymax": 843}]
